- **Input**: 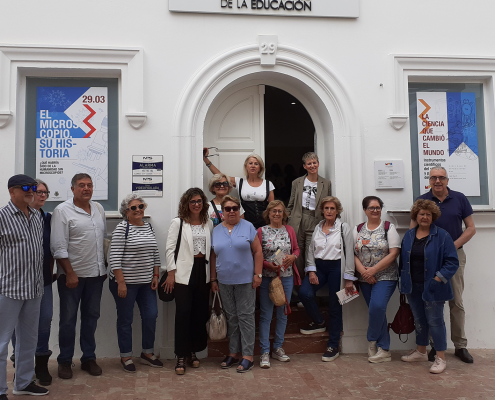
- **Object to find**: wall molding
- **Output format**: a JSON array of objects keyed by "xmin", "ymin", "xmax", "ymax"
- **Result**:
[
  {"xmin": 0, "ymin": 44, "xmax": 146, "ymax": 129},
  {"xmin": 389, "ymin": 54, "xmax": 495, "ymax": 130}
]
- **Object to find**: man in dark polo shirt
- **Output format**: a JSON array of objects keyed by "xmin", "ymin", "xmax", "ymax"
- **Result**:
[{"xmin": 410, "ymin": 167, "xmax": 476, "ymax": 363}]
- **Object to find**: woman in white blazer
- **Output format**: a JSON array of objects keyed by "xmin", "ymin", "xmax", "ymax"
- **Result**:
[{"xmin": 163, "ymin": 188, "xmax": 213, "ymax": 375}]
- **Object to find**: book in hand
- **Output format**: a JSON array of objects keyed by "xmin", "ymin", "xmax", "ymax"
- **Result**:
[
  {"xmin": 267, "ymin": 248, "xmax": 288, "ymax": 267},
  {"xmin": 336, "ymin": 285, "xmax": 359, "ymax": 305}
]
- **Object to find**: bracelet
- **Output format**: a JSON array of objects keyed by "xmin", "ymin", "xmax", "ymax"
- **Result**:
[
  {"xmin": 210, "ymin": 279, "xmax": 218, "ymax": 283},
  {"xmin": 153, "ymin": 274, "xmax": 159, "ymax": 277},
  {"xmin": 205, "ymin": 161, "xmax": 212, "ymax": 168}
]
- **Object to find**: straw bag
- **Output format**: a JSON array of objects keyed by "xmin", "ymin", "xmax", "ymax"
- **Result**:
[
  {"xmin": 269, "ymin": 268, "xmax": 292, "ymax": 315},
  {"xmin": 206, "ymin": 292, "xmax": 227, "ymax": 341}
]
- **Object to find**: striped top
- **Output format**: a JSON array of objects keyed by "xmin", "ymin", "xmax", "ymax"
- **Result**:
[
  {"xmin": 109, "ymin": 221, "xmax": 161, "ymax": 284},
  {"xmin": 0, "ymin": 201, "xmax": 44, "ymax": 300}
]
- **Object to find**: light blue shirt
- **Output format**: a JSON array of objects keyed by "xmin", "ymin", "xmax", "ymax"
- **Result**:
[{"xmin": 212, "ymin": 219, "xmax": 257, "ymax": 285}]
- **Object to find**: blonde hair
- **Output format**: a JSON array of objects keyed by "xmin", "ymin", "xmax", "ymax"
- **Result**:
[
  {"xmin": 243, "ymin": 154, "xmax": 265, "ymax": 179},
  {"xmin": 220, "ymin": 195, "xmax": 241, "ymax": 210},
  {"xmin": 263, "ymin": 200, "xmax": 289, "ymax": 224},
  {"xmin": 302, "ymin": 152, "xmax": 319, "ymax": 165},
  {"xmin": 208, "ymin": 173, "xmax": 233, "ymax": 195},
  {"xmin": 320, "ymin": 196, "xmax": 343, "ymax": 218}
]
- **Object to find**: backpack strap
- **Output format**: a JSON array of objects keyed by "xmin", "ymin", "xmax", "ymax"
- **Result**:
[
  {"xmin": 264, "ymin": 180, "xmax": 270, "ymax": 202},
  {"xmin": 211, "ymin": 200, "xmax": 222, "ymax": 224},
  {"xmin": 357, "ymin": 222, "xmax": 365, "ymax": 233}
]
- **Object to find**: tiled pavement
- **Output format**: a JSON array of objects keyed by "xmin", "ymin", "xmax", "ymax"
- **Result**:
[{"xmin": 5, "ymin": 349, "xmax": 495, "ymax": 399}]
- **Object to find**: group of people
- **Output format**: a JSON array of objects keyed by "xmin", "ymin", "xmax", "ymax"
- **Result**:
[{"xmin": 0, "ymin": 152, "xmax": 476, "ymax": 397}]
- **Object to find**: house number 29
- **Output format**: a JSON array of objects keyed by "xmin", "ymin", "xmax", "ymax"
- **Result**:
[{"xmin": 260, "ymin": 42, "xmax": 276, "ymax": 54}]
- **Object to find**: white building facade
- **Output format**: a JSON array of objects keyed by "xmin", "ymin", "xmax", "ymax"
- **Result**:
[{"xmin": 1, "ymin": 0, "xmax": 494, "ymax": 358}]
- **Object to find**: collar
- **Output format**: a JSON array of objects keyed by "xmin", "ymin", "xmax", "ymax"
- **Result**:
[
  {"xmin": 6, "ymin": 200, "xmax": 36, "ymax": 216},
  {"xmin": 319, "ymin": 218, "xmax": 341, "ymax": 233},
  {"xmin": 427, "ymin": 187, "xmax": 451, "ymax": 202},
  {"xmin": 69, "ymin": 198, "xmax": 93, "ymax": 215}
]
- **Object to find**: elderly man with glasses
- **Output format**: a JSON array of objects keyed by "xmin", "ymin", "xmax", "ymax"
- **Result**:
[
  {"xmin": 0, "ymin": 174, "xmax": 48, "ymax": 397},
  {"xmin": 410, "ymin": 166, "xmax": 476, "ymax": 363}
]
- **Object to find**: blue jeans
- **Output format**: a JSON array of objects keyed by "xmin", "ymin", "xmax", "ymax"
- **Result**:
[
  {"xmin": 109, "ymin": 279, "xmax": 158, "ymax": 357},
  {"xmin": 360, "ymin": 280, "xmax": 396, "ymax": 350},
  {"xmin": 259, "ymin": 276, "xmax": 294, "ymax": 353},
  {"xmin": 406, "ymin": 282, "xmax": 447, "ymax": 351},
  {"xmin": 299, "ymin": 259, "xmax": 342, "ymax": 348},
  {"xmin": 12, "ymin": 283, "xmax": 53, "ymax": 357},
  {"xmin": 57, "ymin": 274, "xmax": 105, "ymax": 364},
  {"xmin": 0, "ymin": 294, "xmax": 41, "ymax": 395}
]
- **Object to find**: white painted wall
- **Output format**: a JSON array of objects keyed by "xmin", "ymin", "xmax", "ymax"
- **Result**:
[{"xmin": 1, "ymin": 0, "xmax": 494, "ymax": 358}]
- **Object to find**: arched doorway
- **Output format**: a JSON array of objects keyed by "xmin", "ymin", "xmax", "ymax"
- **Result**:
[{"xmin": 203, "ymin": 84, "xmax": 315, "ymax": 204}]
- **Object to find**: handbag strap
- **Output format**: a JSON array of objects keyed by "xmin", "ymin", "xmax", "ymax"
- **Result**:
[
  {"xmin": 211, "ymin": 291, "xmax": 223, "ymax": 310},
  {"xmin": 211, "ymin": 200, "xmax": 222, "ymax": 224},
  {"xmin": 174, "ymin": 219, "xmax": 183, "ymax": 264}
]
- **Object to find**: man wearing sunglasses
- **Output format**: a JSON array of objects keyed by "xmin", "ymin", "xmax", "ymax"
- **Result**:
[
  {"xmin": 0, "ymin": 174, "xmax": 48, "ymax": 396},
  {"xmin": 411, "ymin": 166, "xmax": 476, "ymax": 364},
  {"xmin": 50, "ymin": 173, "xmax": 108, "ymax": 379}
]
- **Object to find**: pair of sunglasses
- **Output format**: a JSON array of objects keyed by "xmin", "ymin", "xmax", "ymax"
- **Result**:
[
  {"xmin": 16, "ymin": 184, "xmax": 37, "ymax": 192},
  {"xmin": 128, "ymin": 204, "xmax": 145, "ymax": 211},
  {"xmin": 224, "ymin": 206, "xmax": 240, "ymax": 212},
  {"xmin": 214, "ymin": 181, "xmax": 229, "ymax": 188}
]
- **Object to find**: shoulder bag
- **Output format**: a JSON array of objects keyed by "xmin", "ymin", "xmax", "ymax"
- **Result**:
[
  {"xmin": 158, "ymin": 219, "xmax": 183, "ymax": 302},
  {"xmin": 388, "ymin": 293, "xmax": 415, "ymax": 342},
  {"xmin": 206, "ymin": 291, "xmax": 228, "ymax": 340}
]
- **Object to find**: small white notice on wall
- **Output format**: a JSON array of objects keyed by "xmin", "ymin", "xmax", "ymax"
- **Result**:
[
  {"xmin": 374, "ymin": 160, "xmax": 404, "ymax": 189},
  {"xmin": 132, "ymin": 155, "xmax": 163, "ymax": 197}
]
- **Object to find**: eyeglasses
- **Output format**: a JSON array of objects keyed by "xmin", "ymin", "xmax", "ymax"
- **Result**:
[
  {"xmin": 224, "ymin": 206, "xmax": 240, "ymax": 212},
  {"xmin": 214, "ymin": 182, "xmax": 229, "ymax": 188},
  {"xmin": 14, "ymin": 185, "xmax": 37, "ymax": 192},
  {"xmin": 367, "ymin": 207, "xmax": 381, "ymax": 212},
  {"xmin": 429, "ymin": 176, "xmax": 448, "ymax": 182},
  {"xmin": 189, "ymin": 199, "xmax": 203, "ymax": 205},
  {"xmin": 270, "ymin": 209, "xmax": 283, "ymax": 214},
  {"xmin": 35, "ymin": 191, "xmax": 50, "ymax": 197},
  {"xmin": 127, "ymin": 204, "xmax": 145, "ymax": 211}
]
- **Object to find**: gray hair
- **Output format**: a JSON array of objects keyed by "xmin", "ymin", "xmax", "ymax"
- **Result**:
[
  {"xmin": 119, "ymin": 194, "xmax": 148, "ymax": 220},
  {"xmin": 35, "ymin": 178, "xmax": 50, "ymax": 199},
  {"xmin": 429, "ymin": 167, "xmax": 448, "ymax": 179},
  {"xmin": 71, "ymin": 173, "xmax": 92, "ymax": 188},
  {"xmin": 208, "ymin": 173, "xmax": 233, "ymax": 195},
  {"xmin": 302, "ymin": 152, "xmax": 319, "ymax": 164}
]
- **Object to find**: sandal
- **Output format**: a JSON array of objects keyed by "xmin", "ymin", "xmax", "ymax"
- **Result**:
[
  {"xmin": 236, "ymin": 358, "xmax": 254, "ymax": 373},
  {"xmin": 188, "ymin": 352, "xmax": 200, "ymax": 368},
  {"xmin": 175, "ymin": 357, "xmax": 186, "ymax": 375},
  {"xmin": 220, "ymin": 356, "xmax": 239, "ymax": 369}
]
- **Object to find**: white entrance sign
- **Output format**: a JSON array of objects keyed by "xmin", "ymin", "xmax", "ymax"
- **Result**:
[
  {"xmin": 132, "ymin": 156, "xmax": 163, "ymax": 197},
  {"xmin": 416, "ymin": 92, "xmax": 480, "ymax": 196},
  {"xmin": 169, "ymin": 0, "xmax": 359, "ymax": 18},
  {"xmin": 374, "ymin": 160, "xmax": 404, "ymax": 189},
  {"xmin": 37, "ymin": 86, "xmax": 108, "ymax": 201}
]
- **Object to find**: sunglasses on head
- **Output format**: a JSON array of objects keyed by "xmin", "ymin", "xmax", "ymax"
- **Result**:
[
  {"xmin": 15, "ymin": 184, "xmax": 37, "ymax": 192},
  {"xmin": 224, "ymin": 206, "xmax": 240, "ymax": 212},
  {"xmin": 128, "ymin": 204, "xmax": 145, "ymax": 211},
  {"xmin": 214, "ymin": 181, "xmax": 229, "ymax": 188}
]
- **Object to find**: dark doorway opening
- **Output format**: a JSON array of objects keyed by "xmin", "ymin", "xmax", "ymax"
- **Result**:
[{"xmin": 264, "ymin": 86, "xmax": 315, "ymax": 205}]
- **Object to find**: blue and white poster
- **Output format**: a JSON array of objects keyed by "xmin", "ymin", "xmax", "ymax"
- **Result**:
[
  {"xmin": 36, "ymin": 87, "xmax": 108, "ymax": 201},
  {"xmin": 417, "ymin": 92, "xmax": 480, "ymax": 196}
]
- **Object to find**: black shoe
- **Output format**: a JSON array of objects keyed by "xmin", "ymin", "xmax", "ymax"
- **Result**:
[
  {"xmin": 455, "ymin": 348, "xmax": 474, "ymax": 363},
  {"xmin": 300, "ymin": 321, "xmax": 326, "ymax": 335},
  {"xmin": 140, "ymin": 353, "xmax": 163, "ymax": 368},
  {"xmin": 12, "ymin": 381, "xmax": 49, "ymax": 396},
  {"xmin": 81, "ymin": 359, "xmax": 102, "ymax": 376},
  {"xmin": 57, "ymin": 363, "xmax": 73, "ymax": 379},
  {"xmin": 322, "ymin": 347, "xmax": 339, "ymax": 362},
  {"xmin": 35, "ymin": 354, "xmax": 52, "ymax": 386},
  {"xmin": 0, "ymin": 393, "xmax": 8, "ymax": 400},
  {"xmin": 428, "ymin": 347, "xmax": 436, "ymax": 362},
  {"xmin": 121, "ymin": 359, "xmax": 136, "ymax": 373}
]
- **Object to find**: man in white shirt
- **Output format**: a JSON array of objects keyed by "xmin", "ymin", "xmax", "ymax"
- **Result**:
[{"xmin": 50, "ymin": 173, "xmax": 107, "ymax": 379}]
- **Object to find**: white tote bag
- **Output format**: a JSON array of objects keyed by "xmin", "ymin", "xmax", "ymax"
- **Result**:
[{"xmin": 206, "ymin": 292, "xmax": 227, "ymax": 341}]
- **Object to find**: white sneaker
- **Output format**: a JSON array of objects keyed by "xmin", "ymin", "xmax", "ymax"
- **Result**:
[
  {"xmin": 297, "ymin": 302, "xmax": 304, "ymax": 308},
  {"xmin": 401, "ymin": 349, "xmax": 428, "ymax": 362},
  {"xmin": 260, "ymin": 352, "xmax": 270, "ymax": 369},
  {"xmin": 368, "ymin": 347, "xmax": 391, "ymax": 363},
  {"xmin": 429, "ymin": 356, "xmax": 447, "ymax": 374},
  {"xmin": 368, "ymin": 341, "xmax": 377, "ymax": 357},
  {"xmin": 272, "ymin": 347, "xmax": 290, "ymax": 362}
]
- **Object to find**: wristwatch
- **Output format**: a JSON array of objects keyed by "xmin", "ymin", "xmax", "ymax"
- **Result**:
[{"xmin": 255, "ymin": 273, "xmax": 262, "ymax": 279}]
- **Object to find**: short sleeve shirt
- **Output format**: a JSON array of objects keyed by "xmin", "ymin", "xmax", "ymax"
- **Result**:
[
  {"xmin": 418, "ymin": 188, "xmax": 473, "ymax": 242},
  {"xmin": 212, "ymin": 219, "xmax": 257, "ymax": 285}
]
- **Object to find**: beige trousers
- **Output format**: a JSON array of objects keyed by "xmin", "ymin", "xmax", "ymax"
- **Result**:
[
  {"xmin": 295, "ymin": 209, "xmax": 319, "ymax": 279},
  {"xmin": 449, "ymin": 247, "xmax": 467, "ymax": 349}
]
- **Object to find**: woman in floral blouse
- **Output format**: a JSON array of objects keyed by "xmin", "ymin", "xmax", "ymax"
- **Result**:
[
  {"xmin": 257, "ymin": 200, "xmax": 300, "ymax": 369},
  {"xmin": 349, "ymin": 196, "xmax": 401, "ymax": 364}
]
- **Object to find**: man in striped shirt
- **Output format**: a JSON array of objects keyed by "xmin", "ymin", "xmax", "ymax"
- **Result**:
[
  {"xmin": 50, "ymin": 173, "xmax": 107, "ymax": 380},
  {"xmin": 0, "ymin": 174, "xmax": 48, "ymax": 397}
]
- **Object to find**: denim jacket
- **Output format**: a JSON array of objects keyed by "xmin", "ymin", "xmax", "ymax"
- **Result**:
[{"xmin": 399, "ymin": 224, "xmax": 459, "ymax": 302}]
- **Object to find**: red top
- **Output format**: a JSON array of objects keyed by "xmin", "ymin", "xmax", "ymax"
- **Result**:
[{"xmin": 257, "ymin": 225, "xmax": 301, "ymax": 286}]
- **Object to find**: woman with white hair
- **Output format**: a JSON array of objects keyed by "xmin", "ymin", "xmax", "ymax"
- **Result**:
[
  {"xmin": 204, "ymin": 150, "xmax": 274, "ymax": 229},
  {"xmin": 108, "ymin": 194, "xmax": 163, "ymax": 373},
  {"xmin": 208, "ymin": 173, "xmax": 244, "ymax": 227}
]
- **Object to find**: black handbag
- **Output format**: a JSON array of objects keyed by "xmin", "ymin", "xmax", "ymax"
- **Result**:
[{"xmin": 158, "ymin": 219, "xmax": 183, "ymax": 302}]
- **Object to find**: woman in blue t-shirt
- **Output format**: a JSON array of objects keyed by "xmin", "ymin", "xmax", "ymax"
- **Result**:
[{"xmin": 210, "ymin": 195, "xmax": 263, "ymax": 373}]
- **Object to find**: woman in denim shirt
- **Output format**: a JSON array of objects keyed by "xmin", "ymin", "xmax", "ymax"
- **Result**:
[{"xmin": 399, "ymin": 199, "xmax": 459, "ymax": 374}]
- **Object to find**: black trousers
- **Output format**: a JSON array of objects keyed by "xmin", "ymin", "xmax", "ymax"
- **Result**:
[{"xmin": 174, "ymin": 258, "xmax": 210, "ymax": 357}]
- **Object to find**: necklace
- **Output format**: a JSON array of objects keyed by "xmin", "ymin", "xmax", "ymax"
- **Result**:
[{"xmin": 225, "ymin": 222, "xmax": 237, "ymax": 233}]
